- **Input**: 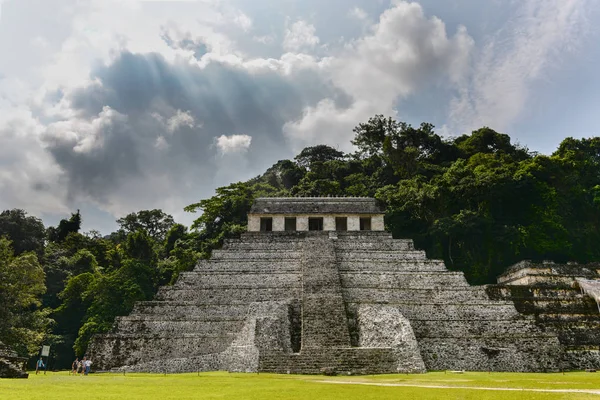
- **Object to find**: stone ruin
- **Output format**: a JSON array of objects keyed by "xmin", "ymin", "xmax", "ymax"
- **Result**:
[
  {"xmin": 491, "ymin": 260, "xmax": 600, "ymax": 370},
  {"xmin": 89, "ymin": 197, "xmax": 600, "ymax": 373},
  {"xmin": 0, "ymin": 341, "xmax": 28, "ymax": 378}
]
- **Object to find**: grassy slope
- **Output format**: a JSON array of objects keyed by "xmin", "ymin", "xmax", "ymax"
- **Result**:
[{"xmin": 2, "ymin": 371, "xmax": 600, "ymax": 400}]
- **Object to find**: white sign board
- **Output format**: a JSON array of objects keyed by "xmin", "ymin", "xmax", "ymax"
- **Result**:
[{"xmin": 41, "ymin": 345, "xmax": 50, "ymax": 357}]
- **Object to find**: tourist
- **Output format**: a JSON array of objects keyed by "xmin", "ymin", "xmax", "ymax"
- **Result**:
[
  {"xmin": 71, "ymin": 357, "xmax": 79, "ymax": 375},
  {"xmin": 35, "ymin": 358, "xmax": 44, "ymax": 375},
  {"xmin": 84, "ymin": 357, "xmax": 92, "ymax": 375}
]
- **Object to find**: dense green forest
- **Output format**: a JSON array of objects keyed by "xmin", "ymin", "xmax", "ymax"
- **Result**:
[{"xmin": 1, "ymin": 115, "xmax": 599, "ymax": 368}]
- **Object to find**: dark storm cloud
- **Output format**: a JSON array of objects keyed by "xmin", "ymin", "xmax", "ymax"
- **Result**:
[{"xmin": 45, "ymin": 50, "xmax": 342, "ymax": 204}]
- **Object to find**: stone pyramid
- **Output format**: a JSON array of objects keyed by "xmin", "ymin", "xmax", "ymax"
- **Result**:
[{"xmin": 89, "ymin": 198, "xmax": 570, "ymax": 373}]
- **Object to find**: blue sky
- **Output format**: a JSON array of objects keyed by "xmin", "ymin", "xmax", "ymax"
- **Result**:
[{"xmin": 0, "ymin": 0, "xmax": 598, "ymax": 233}]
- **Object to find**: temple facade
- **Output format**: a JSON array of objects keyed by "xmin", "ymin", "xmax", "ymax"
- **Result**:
[{"xmin": 247, "ymin": 197, "xmax": 385, "ymax": 232}]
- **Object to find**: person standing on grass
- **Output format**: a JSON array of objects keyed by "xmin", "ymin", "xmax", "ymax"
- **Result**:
[
  {"xmin": 77, "ymin": 359, "xmax": 83, "ymax": 375},
  {"xmin": 35, "ymin": 358, "xmax": 44, "ymax": 375},
  {"xmin": 84, "ymin": 357, "xmax": 92, "ymax": 375},
  {"xmin": 71, "ymin": 357, "xmax": 79, "ymax": 375},
  {"xmin": 81, "ymin": 356, "xmax": 87, "ymax": 375}
]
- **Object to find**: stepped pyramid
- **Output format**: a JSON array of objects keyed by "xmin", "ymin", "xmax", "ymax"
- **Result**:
[{"xmin": 90, "ymin": 198, "xmax": 581, "ymax": 373}]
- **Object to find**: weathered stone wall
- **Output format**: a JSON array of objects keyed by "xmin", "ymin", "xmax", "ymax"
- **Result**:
[
  {"xmin": 487, "ymin": 283, "xmax": 600, "ymax": 370},
  {"xmin": 356, "ymin": 304, "xmax": 425, "ymax": 373},
  {"xmin": 335, "ymin": 232, "xmax": 563, "ymax": 372}
]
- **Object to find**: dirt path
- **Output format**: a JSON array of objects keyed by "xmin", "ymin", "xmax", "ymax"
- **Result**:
[{"xmin": 314, "ymin": 379, "xmax": 600, "ymax": 395}]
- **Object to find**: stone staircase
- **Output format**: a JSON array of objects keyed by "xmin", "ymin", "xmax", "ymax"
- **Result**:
[
  {"xmin": 89, "ymin": 231, "xmax": 568, "ymax": 373},
  {"xmin": 487, "ymin": 284, "xmax": 600, "ymax": 370},
  {"xmin": 335, "ymin": 232, "xmax": 562, "ymax": 372}
]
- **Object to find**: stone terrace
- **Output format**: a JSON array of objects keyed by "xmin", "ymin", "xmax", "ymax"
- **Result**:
[{"xmin": 89, "ymin": 230, "xmax": 568, "ymax": 373}]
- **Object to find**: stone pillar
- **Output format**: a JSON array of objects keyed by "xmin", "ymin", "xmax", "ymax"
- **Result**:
[
  {"xmin": 323, "ymin": 216, "xmax": 335, "ymax": 231},
  {"xmin": 297, "ymin": 216, "xmax": 309, "ymax": 231},
  {"xmin": 248, "ymin": 215, "xmax": 260, "ymax": 232},
  {"xmin": 347, "ymin": 216, "xmax": 360, "ymax": 231},
  {"xmin": 273, "ymin": 215, "xmax": 285, "ymax": 231},
  {"xmin": 372, "ymin": 215, "xmax": 385, "ymax": 231}
]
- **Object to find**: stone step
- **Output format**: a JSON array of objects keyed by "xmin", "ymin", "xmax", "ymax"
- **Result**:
[
  {"xmin": 341, "ymin": 272, "xmax": 469, "ymax": 288},
  {"xmin": 489, "ymin": 286, "xmax": 590, "ymax": 299},
  {"xmin": 409, "ymin": 319, "xmax": 539, "ymax": 338},
  {"xmin": 537, "ymin": 313, "xmax": 600, "ymax": 322},
  {"xmin": 118, "ymin": 314, "xmax": 246, "ymax": 323},
  {"xmin": 338, "ymin": 260, "xmax": 448, "ymax": 272},
  {"xmin": 511, "ymin": 299, "xmax": 599, "ymax": 315},
  {"xmin": 192, "ymin": 267, "xmax": 302, "ymax": 275},
  {"xmin": 156, "ymin": 287, "xmax": 302, "ymax": 303},
  {"xmin": 564, "ymin": 345, "xmax": 600, "ymax": 351},
  {"xmin": 403, "ymin": 304, "xmax": 519, "ymax": 320},
  {"xmin": 334, "ymin": 241, "xmax": 414, "ymax": 251},
  {"xmin": 258, "ymin": 348, "xmax": 400, "ymax": 375},
  {"xmin": 130, "ymin": 302, "xmax": 250, "ymax": 319},
  {"xmin": 192, "ymin": 260, "xmax": 301, "ymax": 273},
  {"xmin": 223, "ymin": 242, "xmax": 303, "ymax": 250},
  {"xmin": 417, "ymin": 336, "xmax": 562, "ymax": 372},
  {"xmin": 210, "ymin": 250, "xmax": 302, "ymax": 260},
  {"xmin": 337, "ymin": 251, "xmax": 428, "ymax": 261},
  {"xmin": 343, "ymin": 287, "xmax": 493, "ymax": 300},
  {"xmin": 175, "ymin": 273, "xmax": 301, "ymax": 288},
  {"xmin": 551, "ymin": 326, "xmax": 600, "ymax": 346},
  {"xmin": 114, "ymin": 318, "xmax": 244, "ymax": 335},
  {"xmin": 90, "ymin": 334, "xmax": 234, "ymax": 369}
]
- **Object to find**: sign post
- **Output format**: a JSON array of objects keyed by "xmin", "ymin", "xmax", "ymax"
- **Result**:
[{"xmin": 41, "ymin": 345, "xmax": 50, "ymax": 374}]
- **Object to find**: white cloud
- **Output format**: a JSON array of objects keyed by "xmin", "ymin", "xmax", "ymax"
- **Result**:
[
  {"xmin": 232, "ymin": 11, "xmax": 253, "ymax": 32},
  {"xmin": 448, "ymin": 0, "xmax": 592, "ymax": 133},
  {"xmin": 154, "ymin": 135, "xmax": 169, "ymax": 150},
  {"xmin": 215, "ymin": 134, "xmax": 252, "ymax": 154},
  {"xmin": 44, "ymin": 106, "xmax": 128, "ymax": 154},
  {"xmin": 0, "ymin": 106, "xmax": 67, "ymax": 216},
  {"xmin": 166, "ymin": 110, "xmax": 195, "ymax": 133},
  {"xmin": 348, "ymin": 7, "xmax": 368, "ymax": 21},
  {"xmin": 2, "ymin": 0, "xmax": 595, "ymax": 233},
  {"xmin": 284, "ymin": 1, "xmax": 473, "ymax": 149},
  {"xmin": 253, "ymin": 35, "xmax": 275, "ymax": 45},
  {"xmin": 283, "ymin": 20, "xmax": 320, "ymax": 52}
]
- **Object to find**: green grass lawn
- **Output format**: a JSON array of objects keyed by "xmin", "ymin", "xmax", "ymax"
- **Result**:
[{"xmin": 2, "ymin": 371, "xmax": 600, "ymax": 400}]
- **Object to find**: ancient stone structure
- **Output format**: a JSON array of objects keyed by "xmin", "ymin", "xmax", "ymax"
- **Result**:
[
  {"xmin": 0, "ymin": 341, "xmax": 28, "ymax": 378},
  {"xmin": 490, "ymin": 261, "xmax": 600, "ymax": 370},
  {"xmin": 247, "ymin": 197, "xmax": 385, "ymax": 232},
  {"xmin": 89, "ymin": 198, "xmax": 600, "ymax": 373}
]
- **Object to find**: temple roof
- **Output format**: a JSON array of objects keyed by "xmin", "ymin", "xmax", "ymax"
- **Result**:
[{"xmin": 249, "ymin": 197, "xmax": 383, "ymax": 215}]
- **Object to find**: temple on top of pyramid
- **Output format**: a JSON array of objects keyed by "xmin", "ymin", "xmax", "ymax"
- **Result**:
[
  {"xmin": 247, "ymin": 197, "xmax": 385, "ymax": 232},
  {"xmin": 88, "ymin": 197, "xmax": 600, "ymax": 375}
]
